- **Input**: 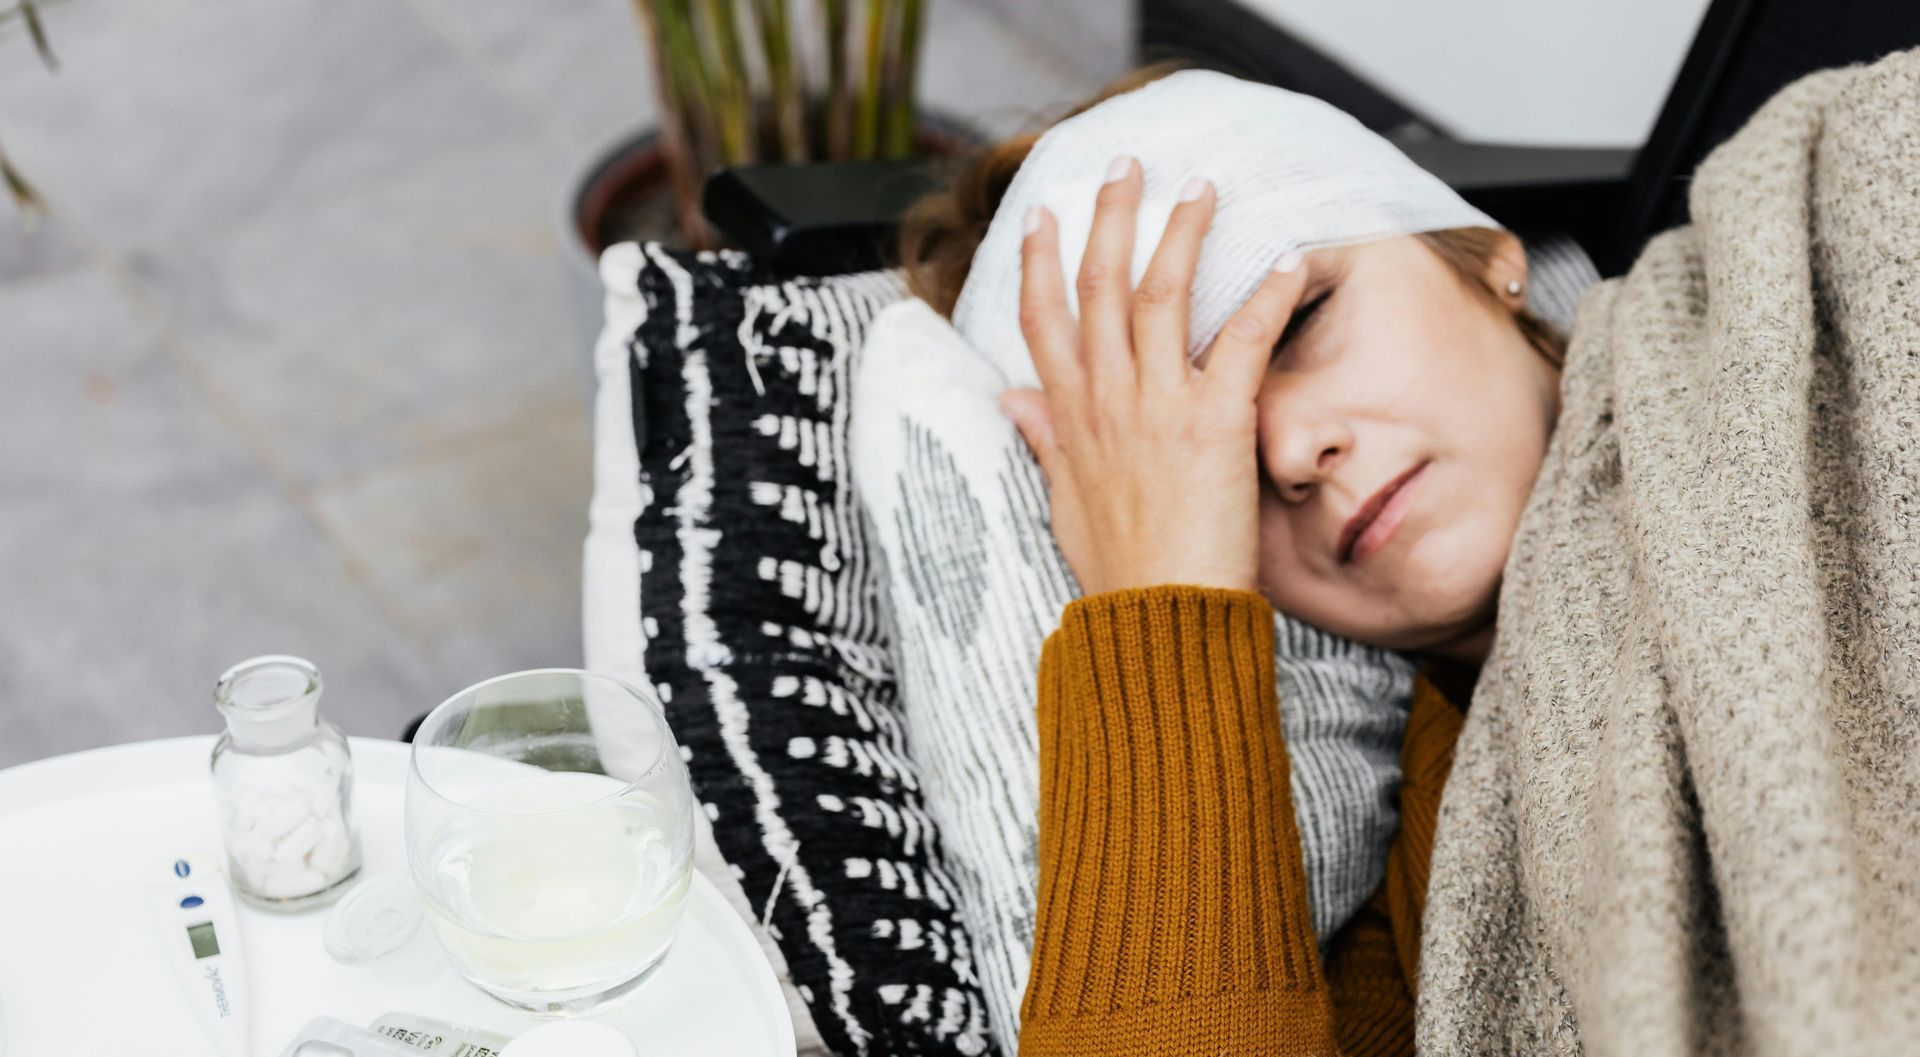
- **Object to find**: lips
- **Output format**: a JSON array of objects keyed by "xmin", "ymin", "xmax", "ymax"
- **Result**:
[{"xmin": 1339, "ymin": 460, "xmax": 1429, "ymax": 565}]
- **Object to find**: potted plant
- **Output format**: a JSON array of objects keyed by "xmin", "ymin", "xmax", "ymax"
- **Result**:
[
  {"xmin": 568, "ymin": 0, "xmax": 971, "ymax": 265},
  {"xmin": 2, "ymin": 0, "xmax": 56, "ymax": 221}
]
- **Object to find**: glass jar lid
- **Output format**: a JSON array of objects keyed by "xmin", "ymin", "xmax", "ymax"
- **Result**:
[
  {"xmin": 323, "ymin": 874, "xmax": 422, "ymax": 964},
  {"xmin": 214, "ymin": 654, "xmax": 324, "ymax": 749},
  {"xmin": 215, "ymin": 654, "xmax": 321, "ymax": 716}
]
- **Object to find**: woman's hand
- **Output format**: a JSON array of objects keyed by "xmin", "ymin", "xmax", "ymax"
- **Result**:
[{"xmin": 999, "ymin": 156, "xmax": 1309, "ymax": 596}]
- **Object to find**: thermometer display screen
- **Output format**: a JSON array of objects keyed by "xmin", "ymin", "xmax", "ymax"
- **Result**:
[{"xmin": 187, "ymin": 921, "xmax": 221, "ymax": 960}]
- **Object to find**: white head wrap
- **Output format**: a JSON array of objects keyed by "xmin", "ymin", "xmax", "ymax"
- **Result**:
[{"xmin": 950, "ymin": 69, "xmax": 1502, "ymax": 389}]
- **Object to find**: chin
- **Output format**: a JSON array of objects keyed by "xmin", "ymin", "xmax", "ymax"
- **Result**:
[
  {"xmin": 1377, "ymin": 528, "xmax": 1505, "ymax": 650},
  {"xmin": 1257, "ymin": 522, "xmax": 1506, "ymax": 651}
]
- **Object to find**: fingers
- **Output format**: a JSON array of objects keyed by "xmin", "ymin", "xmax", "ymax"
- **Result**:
[
  {"xmin": 1018, "ymin": 205, "xmax": 1081, "ymax": 397},
  {"xmin": 998, "ymin": 388, "xmax": 1062, "ymax": 482},
  {"xmin": 1131, "ymin": 176, "xmax": 1214, "ymax": 388},
  {"xmin": 1201, "ymin": 253, "xmax": 1309, "ymax": 400},
  {"xmin": 1076, "ymin": 155, "xmax": 1142, "ymax": 394}
]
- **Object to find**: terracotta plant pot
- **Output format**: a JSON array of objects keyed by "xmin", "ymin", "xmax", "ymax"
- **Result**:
[
  {"xmin": 559, "ymin": 118, "xmax": 982, "ymax": 373},
  {"xmin": 571, "ymin": 131, "xmax": 683, "ymax": 259}
]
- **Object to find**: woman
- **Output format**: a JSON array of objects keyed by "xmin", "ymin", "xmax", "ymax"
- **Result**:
[{"xmin": 897, "ymin": 64, "xmax": 1566, "ymax": 1055}]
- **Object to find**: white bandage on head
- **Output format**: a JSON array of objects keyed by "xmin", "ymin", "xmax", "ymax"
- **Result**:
[{"xmin": 949, "ymin": 68, "xmax": 1502, "ymax": 389}]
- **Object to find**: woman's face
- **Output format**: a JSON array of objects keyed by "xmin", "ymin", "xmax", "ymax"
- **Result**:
[{"xmin": 1249, "ymin": 233, "xmax": 1560, "ymax": 661}]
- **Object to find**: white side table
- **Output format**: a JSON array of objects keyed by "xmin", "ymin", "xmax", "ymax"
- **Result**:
[{"xmin": 0, "ymin": 737, "xmax": 794, "ymax": 1056}]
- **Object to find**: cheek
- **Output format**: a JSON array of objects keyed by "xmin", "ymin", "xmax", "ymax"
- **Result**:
[
  {"xmin": 1392, "ymin": 427, "xmax": 1542, "ymax": 631},
  {"xmin": 1253, "ymin": 503, "xmax": 1383, "ymax": 638},
  {"xmin": 1397, "ymin": 501, "xmax": 1508, "ymax": 627}
]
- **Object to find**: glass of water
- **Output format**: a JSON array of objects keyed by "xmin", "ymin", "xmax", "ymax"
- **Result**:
[{"xmin": 406, "ymin": 669, "xmax": 695, "ymax": 1015}]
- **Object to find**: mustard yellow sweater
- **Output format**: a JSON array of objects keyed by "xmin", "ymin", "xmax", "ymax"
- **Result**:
[{"xmin": 1019, "ymin": 585, "xmax": 1471, "ymax": 1057}]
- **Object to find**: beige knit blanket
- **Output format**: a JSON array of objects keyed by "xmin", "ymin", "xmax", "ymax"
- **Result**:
[{"xmin": 1419, "ymin": 47, "xmax": 1920, "ymax": 1057}]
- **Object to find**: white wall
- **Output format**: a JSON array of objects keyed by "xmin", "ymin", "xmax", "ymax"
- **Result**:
[{"xmin": 1237, "ymin": 0, "xmax": 1712, "ymax": 146}]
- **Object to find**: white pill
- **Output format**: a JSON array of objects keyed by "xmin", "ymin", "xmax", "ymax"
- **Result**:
[
  {"xmin": 311, "ymin": 818, "xmax": 352, "ymax": 873},
  {"xmin": 241, "ymin": 790, "xmax": 308, "ymax": 836},
  {"xmin": 273, "ymin": 816, "xmax": 324, "ymax": 864}
]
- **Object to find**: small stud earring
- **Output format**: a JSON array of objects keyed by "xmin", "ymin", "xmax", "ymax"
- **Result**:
[{"xmin": 1505, "ymin": 279, "xmax": 1524, "ymax": 297}]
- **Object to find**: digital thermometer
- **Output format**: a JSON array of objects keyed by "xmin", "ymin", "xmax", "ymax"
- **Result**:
[{"xmin": 148, "ymin": 854, "xmax": 250, "ymax": 1057}]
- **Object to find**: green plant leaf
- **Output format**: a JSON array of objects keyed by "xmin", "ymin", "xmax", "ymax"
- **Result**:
[
  {"xmin": 821, "ymin": 0, "xmax": 850, "ymax": 159},
  {"xmin": 19, "ymin": 0, "xmax": 59, "ymax": 71},
  {"xmin": 752, "ymin": 0, "xmax": 805, "ymax": 160},
  {"xmin": 631, "ymin": 0, "xmax": 707, "ymax": 234},
  {"xmin": 697, "ymin": 0, "xmax": 755, "ymax": 165},
  {"xmin": 881, "ymin": 0, "xmax": 921, "ymax": 157},
  {"xmin": 852, "ymin": 0, "xmax": 889, "ymax": 160},
  {"xmin": 621, "ymin": 0, "xmax": 932, "ymax": 238},
  {"xmin": 1, "ymin": 138, "xmax": 49, "ymax": 224},
  {"xmin": 653, "ymin": 0, "xmax": 723, "ymax": 170}
]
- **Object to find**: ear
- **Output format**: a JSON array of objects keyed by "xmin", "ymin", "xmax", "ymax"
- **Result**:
[{"xmin": 1483, "ymin": 230, "xmax": 1529, "ymax": 311}]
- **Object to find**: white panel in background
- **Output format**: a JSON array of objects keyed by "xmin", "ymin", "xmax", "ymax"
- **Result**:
[{"xmin": 1232, "ymin": 0, "xmax": 1712, "ymax": 146}]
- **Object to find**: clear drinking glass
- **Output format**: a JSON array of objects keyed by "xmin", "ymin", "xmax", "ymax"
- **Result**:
[{"xmin": 406, "ymin": 669, "xmax": 695, "ymax": 1015}]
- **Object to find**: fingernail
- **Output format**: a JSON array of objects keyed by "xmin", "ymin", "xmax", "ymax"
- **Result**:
[
  {"xmin": 1273, "ymin": 250, "xmax": 1303, "ymax": 273},
  {"xmin": 1023, "ymin": 206, "xmax": 1043, "ymax": 235},
  {"xmin": 1178, "ymin": 176, "xmax": 1210, "ymax": 202},
  {"xmin": 1105, "ymin": 155, "xmax": 1135, "ymax": 183}
]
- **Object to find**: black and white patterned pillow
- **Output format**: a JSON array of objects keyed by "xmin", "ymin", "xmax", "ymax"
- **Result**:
[{"xmin": 600, "ymin": 242, "xmax": 993, "ymax": 1056}]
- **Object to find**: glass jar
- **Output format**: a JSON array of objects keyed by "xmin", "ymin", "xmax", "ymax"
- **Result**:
[{"xmin": 210, "ymin": 655, "xmax": 362, "ymax": 909}]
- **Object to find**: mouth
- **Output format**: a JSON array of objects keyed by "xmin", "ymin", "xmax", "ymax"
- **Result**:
[{"xmin": 1339, "ymin": 460, "xmax": 1430, "ymax": 565}]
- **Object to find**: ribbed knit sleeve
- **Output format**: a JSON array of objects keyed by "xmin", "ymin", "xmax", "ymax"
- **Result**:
[{"xmin": 1018, "ymin": 585, "xmax": 1342, "ymax": 1057}]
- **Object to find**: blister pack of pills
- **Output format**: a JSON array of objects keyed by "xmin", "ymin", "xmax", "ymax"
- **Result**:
[
  {"xmin": 277, "ymin": 1017, "xmax": 418, "ymax": 1057},
  {"xmin": 367, "ymin": 1012, "xmax": 511, "ymax": 1057},
  {"xmin": 277, "ymin": 1014, "xmax": 512, "ymax": 1057}
]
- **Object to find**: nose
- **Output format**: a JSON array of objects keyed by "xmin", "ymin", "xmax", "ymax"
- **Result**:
[{"xmin": 1257, "ymin": 391, "xmax": 1351, "ymax": 503}]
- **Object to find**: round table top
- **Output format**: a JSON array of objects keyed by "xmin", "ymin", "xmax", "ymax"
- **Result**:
[{"xmin": 0, "ymin": 736, "xmax": 794, "ymax": 1056}]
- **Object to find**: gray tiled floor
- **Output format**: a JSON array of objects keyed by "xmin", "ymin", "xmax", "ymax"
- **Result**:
[{"xmin": 0, "ymin": 0, "xmax": 1098, "ymax": 768}]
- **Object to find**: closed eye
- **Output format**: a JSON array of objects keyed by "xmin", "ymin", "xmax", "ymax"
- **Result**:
[{"xmin": 1272, "ymin": 288, "xmax": 1332, "ymax": 360}]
